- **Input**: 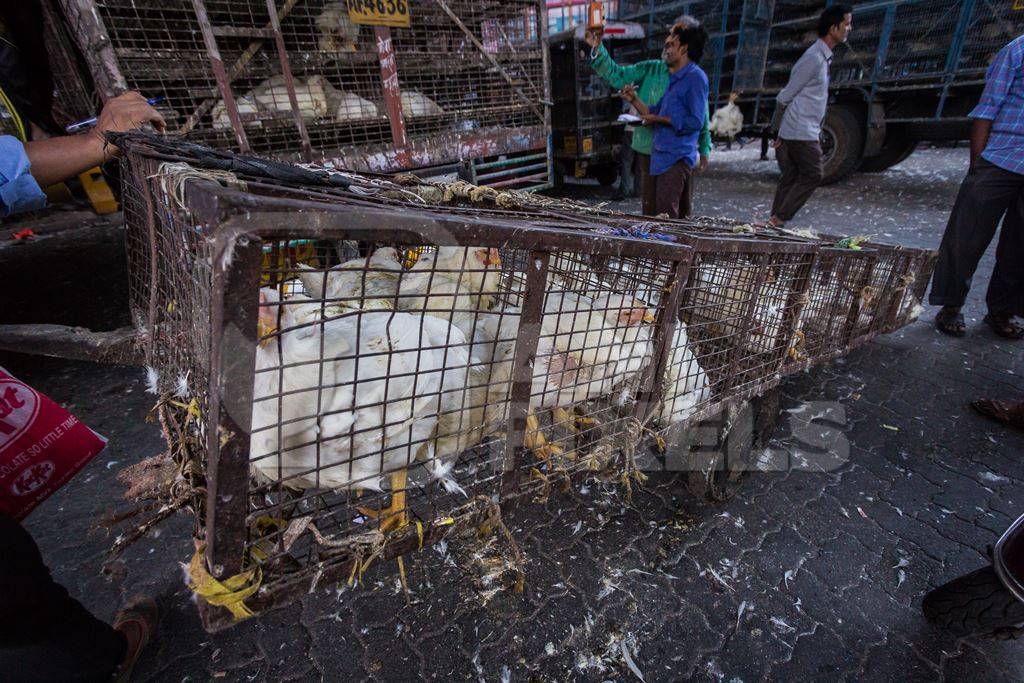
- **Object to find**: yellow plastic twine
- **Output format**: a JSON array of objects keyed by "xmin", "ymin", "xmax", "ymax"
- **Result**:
[{"xmin": 187, "ymin": 545, "xmax": 262, "ymax": 620}]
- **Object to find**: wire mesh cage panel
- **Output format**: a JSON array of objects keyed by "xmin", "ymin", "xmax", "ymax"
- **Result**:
[
  {"xmin": 787, "ymin": 247, "xmax": 863, "ymax": 366},
  {"xmin": 665, "ymin": 240, "xmax": 815, "ymax": 428},
  {"xmin": 116, "ymin": 132, "xmax": 937, "ymax": 629},
  {"xmin": 58, "ymin": 0, "xmax": 550, "ymax": 182},
  {"xmin": 117, "ymin": 134, "xmax": 696, "ymax": 629}
]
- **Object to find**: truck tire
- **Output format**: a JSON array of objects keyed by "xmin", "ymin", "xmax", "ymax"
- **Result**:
[
  {"xmin": 774, "ymin": 105, "xmax": 864, "ymax": 185},
  {"xmin": 922, "ymin": 566, "xmax": 1024, "ymax": 637},
  {"xmin": 819, "ymin": 105, "xmax": 864, "ymax": 185},
  {"xmin": 859, "ymin": 135, "xmax": 917, "ymax": 173}
]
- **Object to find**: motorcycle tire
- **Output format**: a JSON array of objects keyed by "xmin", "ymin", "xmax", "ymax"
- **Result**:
[{"xmin": 923, "ymin": 565, "xmax": 1024, "ymax": 636}]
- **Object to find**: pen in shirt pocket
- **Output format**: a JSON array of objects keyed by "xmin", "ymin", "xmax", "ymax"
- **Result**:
[{"xmin": 65, "ymin": 96, "xmax": 166, "ymax": 134}]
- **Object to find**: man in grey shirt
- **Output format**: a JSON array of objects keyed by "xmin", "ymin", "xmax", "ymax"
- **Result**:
[{"xmin": 765, "ymin": 5, "xmax": 852, "ymax": 228}]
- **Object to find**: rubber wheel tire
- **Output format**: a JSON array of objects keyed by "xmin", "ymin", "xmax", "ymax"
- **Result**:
[
  {"xmin": 819, "ymin": 105, "xmax": 864, "ymax": 185},
  {"xmin": 922, "ymin": 566, "xmax": 1024, "ymax": 637},
  {"xmin": 594, "ymin": 165, "xmax": 619, "ymax": 187},
  {"xmin": 859, "ymin": 134, "xmax": 917, "ymax": 173},
  {"xmin": 774, "ymin": 105, "xmax": 864, "ymax": 185}
]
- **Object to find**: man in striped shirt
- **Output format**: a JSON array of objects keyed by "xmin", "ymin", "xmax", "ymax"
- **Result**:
[{"xmin": 931, "ymin": 34, "xmax": 1024, "ymax": 339}]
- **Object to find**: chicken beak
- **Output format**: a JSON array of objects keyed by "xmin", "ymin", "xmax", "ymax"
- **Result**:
[
  {"xmin": 484, "ymin": 248, "xmax": 502, "ymax": 267},
  {"xmin": 642, "ymin": 310, "xmax": 656, "ymax": 323}
]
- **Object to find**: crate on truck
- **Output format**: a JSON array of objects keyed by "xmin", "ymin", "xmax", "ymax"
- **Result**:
[
  {"xmin": 548, "ymin": 20, "xmax": 645, "ymax": 186},
  {"xmin": 52, "ymin": 0, "xmax": 553, "ymax": 190},
  {"xmin": 619, "ymin": 0, "xmax": 1022, "ymax": 184}
]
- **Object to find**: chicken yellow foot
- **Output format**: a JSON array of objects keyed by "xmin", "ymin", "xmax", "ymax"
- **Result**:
[
  {"xmin": 524, "ymin": 412, "xmax": 563, "ymax": 462},
  {"xmin": 357, "ymin": 469, "xmax": 409, "ymax": 534},
  {"xmin": 553, "ymin": 406, "xmax": 598, "ymax": 437}
]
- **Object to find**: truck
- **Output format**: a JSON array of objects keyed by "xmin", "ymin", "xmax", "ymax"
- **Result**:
[
  {"xmin": 612, "ymin": 0, "xmax": 1022, "ymax": 184},
  {"xmin": 548, "ymin": 21, "xmax": 646, "ymax": 185}
]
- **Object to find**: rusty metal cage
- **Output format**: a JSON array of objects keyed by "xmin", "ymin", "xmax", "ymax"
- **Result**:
[
  {"xmin": 119, "ymin": 134, "xmax": 698, "ymax": 629},
  {"xmin": 57, "ymin": 0, "xmax": 551, "ymax": 188},
  {"xmin": 116, "ymin": 133, "xmax": 934, "ymax": 629}
]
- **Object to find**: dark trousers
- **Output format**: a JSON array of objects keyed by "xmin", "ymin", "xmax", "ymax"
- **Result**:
[
  {"xmin": 929, "ymin": 158, "xmax": 1024, "ymax": 316},
  {"xmin": 654, "ymin": 161, "xmax": 694, "ymax": 219},
  {"xmin": 618, "ymin": 132, "xmax": 639, "ymax": 198},
  {"xmin": 0, "ymin": 515, "xmax": 125, "ymax": 682},
  {"xmin": 771, "ymin": 139, "xmax": 824, "ymax": 221},
  {"xmin": 638, "ymin": 152, "xmax": 656, "ymax": 216}
]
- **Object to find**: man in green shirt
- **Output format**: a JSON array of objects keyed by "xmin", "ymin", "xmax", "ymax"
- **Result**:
[{"xmin": 585, "ymin": 22, "xmax": 712, "ymax": 217}]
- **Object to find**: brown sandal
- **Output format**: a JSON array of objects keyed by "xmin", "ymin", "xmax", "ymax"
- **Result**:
[
  {"xmin": 971, "ymin": 398, "xmax": 1024, "ymax": 432},
  {"xmin": 112, "ymin": 597, "xmax": 158, "ymax": 682},
  {"xmin": 984, "ymin": 314, "xmax": 1024, "ymax": 340},
  {"xmin": 935, "ymin": 308, "xmax": 966, "ymax": 337}
]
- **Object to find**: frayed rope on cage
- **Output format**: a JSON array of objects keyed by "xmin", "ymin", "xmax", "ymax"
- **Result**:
[{"xmin": 153, "ymin": 161, "xmax": 246, "ymax": 212}]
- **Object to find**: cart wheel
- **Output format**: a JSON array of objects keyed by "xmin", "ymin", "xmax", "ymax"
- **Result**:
[
  {"xmin": 684, "ymin": 390, "xmax": 780, "ymax": 501},
  {"xmin": 594, "ymin": 166, "xmax": 618, "ymax": 187}
]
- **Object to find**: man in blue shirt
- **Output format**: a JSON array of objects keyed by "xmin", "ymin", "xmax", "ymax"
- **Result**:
[
  {"xmin": 621, "ymin": 23, "xmax": 709, "ymax": 218},
  {"xmin": 931, "ymin": 35, "xmax": 1024, "ymax": 339},
  {"xmin": 0, "ymin": 90, "xmax": 165, "ymax": 682}
]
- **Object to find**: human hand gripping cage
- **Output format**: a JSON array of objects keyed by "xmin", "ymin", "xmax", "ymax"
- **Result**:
[{"xmin": 116, "ymin": 134, "xmax": 934, "ymax": 629}]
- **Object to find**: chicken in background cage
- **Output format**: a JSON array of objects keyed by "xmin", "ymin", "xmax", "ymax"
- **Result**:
[{"xmin": 55, "ymin": 0, "xmax": 551, "ymax": 188}]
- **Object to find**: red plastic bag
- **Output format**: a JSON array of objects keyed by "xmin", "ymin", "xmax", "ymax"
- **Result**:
[{"xmin": 0, "ymin": 367, "xmax": 107, "ymax": 520}]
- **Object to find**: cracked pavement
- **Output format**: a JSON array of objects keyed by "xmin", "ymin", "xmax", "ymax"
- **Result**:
[{"xmin": 4, "ymin": 145, "xmax": 1023, "ymax": 681}]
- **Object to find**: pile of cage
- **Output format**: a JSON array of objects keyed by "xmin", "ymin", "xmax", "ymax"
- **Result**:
[
  {"xmin": 116, "ymin": 133, "xmax": 933, "ymax": 629},
  {"xmin": 56, "ymin": 0, "xmax": 550, "ymax": 187}
]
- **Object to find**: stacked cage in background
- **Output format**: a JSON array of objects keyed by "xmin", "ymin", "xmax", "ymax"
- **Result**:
[
  {"xmin": 764, "ymin": 0, "xmax": 1020, "ymax": 91},
  {"xmin": 116, "ymin": 134, "xmax": 933, "ymax": 630},
  {"xmin": 56, "ymin": 0, "xmax": 550, "ymax": 188}
]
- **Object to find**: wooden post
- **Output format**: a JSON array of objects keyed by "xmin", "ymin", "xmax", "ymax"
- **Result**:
[
  {"xmin": 375, "ymin": 26, "xmax": 411, "ymax": 168},
  {"xmin": 204, "ymin": 236, "xmax": 263, "ymax": 578}
]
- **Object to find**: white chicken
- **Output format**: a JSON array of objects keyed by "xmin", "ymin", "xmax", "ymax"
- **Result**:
[
  {"xmin": 251, "ymin": 75, "xmax": 331, "ymax": 121},
  {"xmin": 250, "ymin": 288, "xmax": 469, "ymax": 532},
  {"xmin": 710, "ymin": 92, "xmax": 744, "ymax": 149},
  {"xmin": 328, "ymin": 89, "xmax": 379, "ymax": 122},
  {"xmin": 295, "ymin": 247, "xmax": 402, "ymax": 310},
  {"xmin": 316, "ymin": 2, "xmax": 361, "ymax": 52},
  {"xmin": 211, "ymin": 93, "xmax": 261, "ymax": 130},
  {"xmin": 656, "ymin": 323, "xmax": 712, "ymax": 425},
  {"xmin": 401, "ymin": 90, "xmax": 445, "ymax": 118},
  {"xmin": 396, "ymin": 246, "xmax": 504, "ymax": 340},
  {"xmin": 464, "ymin": 291, "xmax": 656, "ymax": 461}
]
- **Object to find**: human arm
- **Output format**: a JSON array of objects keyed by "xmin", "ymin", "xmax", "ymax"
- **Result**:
[
  {"xmin": 698, "ymin": 104, "xmax": 711, "ymax": 170},
  {"xmin": 967, "ymin": 42, "xmax": 1017, "ymax": 167},
  {"xmin": 620, "ymin": 84, "xmax": 663, "ymax": 123},
  {"xmin": 587, "ymin": 34, "xmax": 659, "ymax": 91},
  {"xmin": 776, "ymin": 51, "xmax": 817, "ymax": 108},
  {"xmin": 969, "ymin": 119, "xmax": 993, "ymax": 169},
  {"xmin": 24, "ymin": 92, "xmax": 165, "ymax": 188},
  {"xmin": 771, "ymin": 50, "xmax": 817, "ymax": 137},
  {"xmin": 658, "ymin": 74, "xmax": 706, "ymax": 136}
]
